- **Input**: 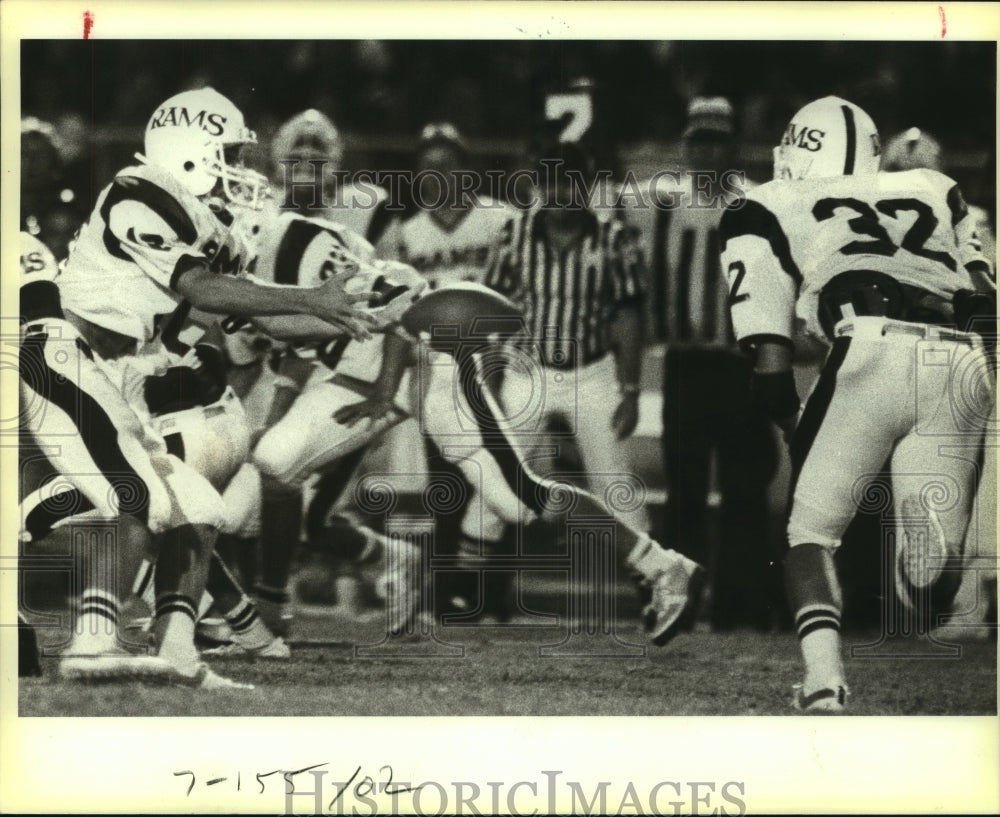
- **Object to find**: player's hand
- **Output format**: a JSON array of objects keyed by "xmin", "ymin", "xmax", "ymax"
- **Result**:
[
  {"xmin": 333, "ymin": 397, "xmax": 397, "ymax": 427},
  {"xmin": 611, "ymin": 392, "xmax": 639, "ymax": 441},
  {"xmin": 313, "ymin": 271, "xmax": 379, "ymax": 341}
]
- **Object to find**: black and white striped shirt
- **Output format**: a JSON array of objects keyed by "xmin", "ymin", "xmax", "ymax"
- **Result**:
[
  {"xmin": 486, "ymin": 206, "xmax": 645, "ymax": 368},
  {"xmin": 622, "ymin": 176, "xmax": 751, "ymax": 348}
]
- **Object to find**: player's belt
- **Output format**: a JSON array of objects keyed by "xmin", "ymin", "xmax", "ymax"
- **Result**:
[
  {"xmin": 818, "ymin": 270, "xmax": 950, "ymax": 339},
  {"xmin": 834, "ymin": 316, "xmax": 979, "ymax": 347}
]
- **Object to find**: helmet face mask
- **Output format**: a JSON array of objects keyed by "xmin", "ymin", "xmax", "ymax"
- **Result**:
[
  {"xmin": 773, "ymin": 95, "xmax": 881, "ymax": 182},
  {"xmin": 141, "ymin": 87, "xmax": 270, "ymax": 209}
]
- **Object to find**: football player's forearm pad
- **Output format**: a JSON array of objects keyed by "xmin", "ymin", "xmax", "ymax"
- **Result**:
[
  {"xmin": 750, "ymin": 370, "xmax": 801, "ymax": 422},
  {"xmin": 143, "ymin": 366, "xmax": 209, "ymax": 415}
]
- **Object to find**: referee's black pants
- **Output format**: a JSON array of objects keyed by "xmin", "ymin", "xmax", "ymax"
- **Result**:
[{"xmin": 661, "ymin": 346, "xmax": 781, "ymax": 631}]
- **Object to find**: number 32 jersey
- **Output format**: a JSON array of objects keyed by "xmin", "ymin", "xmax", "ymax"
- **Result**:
[{"xmin": 719, "ymin": 168, "xmax": 992, "ymax": 346}]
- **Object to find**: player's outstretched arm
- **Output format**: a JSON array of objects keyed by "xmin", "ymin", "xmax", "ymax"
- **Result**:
[
  {"xmin": 333, "ymin": 327, "xmax": 416, "ymax": 427},
  {"xmin": 175, "ymin": 264, "xmax": 376, "ymax": 340}
]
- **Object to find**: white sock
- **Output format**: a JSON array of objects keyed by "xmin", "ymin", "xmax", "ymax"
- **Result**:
[
  {"xmin": 800, "ymin": 626, "xmax": 844, "ymax": 691},
  {"xmin": 154, "ymin": 594, "xmax": 199, "ymax": 665},
  {"xmin": 224, "ymin": 597, "xmax": 273, "ymax": 649},
  {"xmin": 73, "ymin": 588, "xmax": 119, "ymax": 653}
]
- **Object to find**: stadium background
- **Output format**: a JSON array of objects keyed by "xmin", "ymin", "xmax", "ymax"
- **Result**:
[{"xmin": 21, "ymin": 39, "xmax": 997, "ymax": 213}]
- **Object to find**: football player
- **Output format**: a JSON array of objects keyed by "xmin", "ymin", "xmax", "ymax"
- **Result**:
[
  {"xmin": 28, "ymin": 86, "xmax": 374, "ymax": 688},
  {"xmin": 271, "ymin": 108, "xmax": 400, "ymax": 255},
  {"xmin": 243, "ymin": 220, "xmax": 704, "ymax": 645},
  {"xmin": 393, "ymin": 122, "xmax": 516, "ymax": 290},
  {"xmin": 721, "ymin": 96, "xmax": 996, "ymax": 712}
]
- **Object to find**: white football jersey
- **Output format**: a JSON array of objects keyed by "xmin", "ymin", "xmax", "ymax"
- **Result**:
[
  {"xmin": 249, "ymin": 210, "xmax": 425, "ymax": 382},
  {"xmin": 720, "ymin": 168, "xmax": 991, "ymax": 345},
  {"xmin": 393, "ymin": 196, "xmax": 515, "ymax": 290},
  {"xmin": 58, "ymin": 162, "xmax": 255, "ymax": 344}
]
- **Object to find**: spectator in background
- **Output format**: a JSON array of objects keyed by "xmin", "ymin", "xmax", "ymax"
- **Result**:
[
  {"xmin": 619, "ymin": 97, "xmax": 779, "ymax": 631},
  {"xmin": 21, "ymin": 117, "xmax": 86, "ymax": 260},
  {"xmin": 270, "ymin": 108, "xmax": 399, "ymax": 254},
  {"xmin": 395, "ymin": 123, "xmax": 516, "ymax": 289}
]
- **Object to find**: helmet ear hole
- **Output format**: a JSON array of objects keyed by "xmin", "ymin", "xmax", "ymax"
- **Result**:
[{"xmin": 183, "ymin": 161, "xmax": 195, "ymax": 172}]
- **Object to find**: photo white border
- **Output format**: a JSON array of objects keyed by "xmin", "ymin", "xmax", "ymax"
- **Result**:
[{"xmin": 1, "ymin": 2, "xmax": 998, "ymax": 814}]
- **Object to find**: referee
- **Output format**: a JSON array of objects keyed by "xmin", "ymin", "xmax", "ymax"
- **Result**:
[{"xmin": 487, "ymin": 139, "xmax": 649, "ymax": 535}]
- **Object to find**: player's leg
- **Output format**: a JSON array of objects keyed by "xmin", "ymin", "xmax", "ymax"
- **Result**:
[
  {"xmin": 19, "ymin": 330, "xmax": 165, "ymax": 678},
  {"xmin": 783, "ymin": 337, "xmax": 907, "ymax": 712},
  {"xmin": 423, "ymin": 350, "xmax": 704, "ymax": 645},
  {"xmin": 571, "ymin": 355, "xmax": 651, "ymax": 536},
  {"xmin": 253, "ymin": 379, "xmax": 403, "ymax": 634}
]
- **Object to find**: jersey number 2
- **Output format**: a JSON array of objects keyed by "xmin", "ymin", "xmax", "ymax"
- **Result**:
[{"xmin": 812, "ymin": 197, "xmax": 956, "ymax": 271}]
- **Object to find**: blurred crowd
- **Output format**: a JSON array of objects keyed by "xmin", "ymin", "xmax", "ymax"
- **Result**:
[{"xmin": 21, "ymin": 40, "xmax": 997, "ymax": 211}]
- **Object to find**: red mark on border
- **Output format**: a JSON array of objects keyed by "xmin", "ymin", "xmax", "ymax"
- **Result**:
[
  {"xmin": 939, "ymin": 6, "xmax": 946, "ymax": 37},
  {"xmin": 83, "ymin": 10, "xmax": 94, "ymax": 40}
]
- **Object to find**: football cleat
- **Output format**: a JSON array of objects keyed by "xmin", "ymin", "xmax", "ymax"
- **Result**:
[
  {"xmin": 60, "ymin": 646, "xmax": 164, "ymax": 683},
  {"xmin": 142, "ymin": 657, "xmax": 255, "ymax": 690},
  {"xmin": 628, "ymin": 538, "xmax": 706, "ymax": 646},
  {"xmin": 792, "ymin": 682, "xmax": 849, "ymax": 714},
  {"xmin": 894, "ymin": 497, "xmax": 948, "ymax": 614},
  {"xmin": 253, "ymin": 596, "xmax": 294, "ymax": 640},
  {"xmin": 201, "ymin": 636, "xmax": 290, "ymax": 660}
]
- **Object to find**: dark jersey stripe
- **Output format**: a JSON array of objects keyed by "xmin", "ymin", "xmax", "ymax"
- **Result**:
[
  {"xmin": 651, "ymin": 206, "xmax": 671, "ymax": 341},
  {"xmin": 676, "ymin": 228, "xmax": 695, "ymax": 341},
  {"xmin": 703, "ymin": 227, "xmax": 721, "ymax": 340},
  {"xmin": 100, "ymin": 175, "xmax": 199, "ymax": 262},
  {"xmin": 273, "ymin": 217, "xmax": 326, "ymax": 286},
  {"xmin": 841, "ymin": 105, "xmax": 856, "ymax": 176},
  {"xmin": 720, "ymin": 199, "xmax": 803, "ymax": 283},
  {"xmin": 946, "ymin": 183, "xmax": 970, "ymax": 228}
]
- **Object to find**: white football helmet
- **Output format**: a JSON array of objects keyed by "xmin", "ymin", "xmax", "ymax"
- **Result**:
[
  {"xmin": 141, "ymin": 87, "xmax": 269, "ymax": 209},
  {"xmin": 773, "ymin": 96, "xmax": 881, "ymax": 181},
  {"xmin": 881, "ymin": 127, "xmax": 943, "ymax": 172}
]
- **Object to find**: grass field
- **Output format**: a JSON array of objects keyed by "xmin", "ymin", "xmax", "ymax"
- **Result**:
[{"xmin": 19, "ymin": 606, "xmax": 997, "ymax": 717}]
